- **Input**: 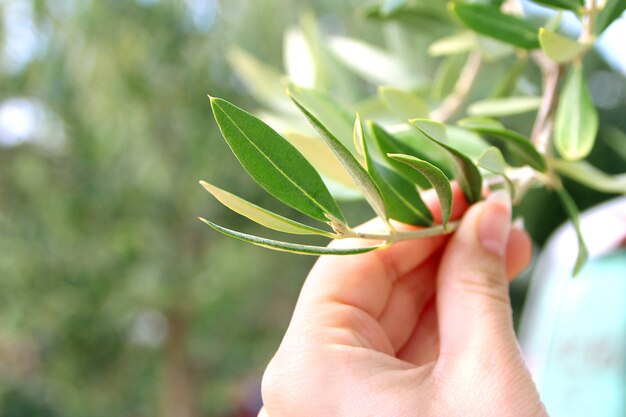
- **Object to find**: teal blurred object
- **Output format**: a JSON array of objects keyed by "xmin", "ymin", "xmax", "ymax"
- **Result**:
[{"xmin": 520, "ymin": 197, "xmax": 626, "ymax": 417}]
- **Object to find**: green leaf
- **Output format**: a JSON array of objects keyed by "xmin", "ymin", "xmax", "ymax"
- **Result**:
[
  {"xmin": 539, "ymin": 28, "xmax": 590, "ymax": 63},
  {"xmin": 370, "ymin": 123, "xmax": 431, "ymax": 188},
  {"xmin": 388, "ymin": 154, "xmax": 453, "ymax": 228},
  {"xmin": 605, "ymin": 128, "xmax": 626, "ymax": 161},
  {"xmin": 393, "ymin": 127, "xmax": 456, "ymax": 176},
  {"xmin": 531, "ymin": 0, "xmax": 584, "ymax": 11},
  {"xmin": 490, "ymin": 54, "xmax": 529, "ymax": 97},
  {"xmin": 411, "ymin": 118, "xmax": 447, "ymax": 143},
  {"xmin": 283, "ymin": 131, "xmax": 358, "ymax": 190},
  {"xmin": 290, "ymin": 94, "xmax": 389, "ymax": 222},
  {"xmin": 199, "ymin": 218, "xmax": 382, "ymax": 256},
  {"xmin": 288, "ymin": 84, "xmax": 356, "ymax": 153},
  {"xmin": 476, "ymin": 36, "xmax": 516, "ymax": 61},
  {"xmin": 468, "ymin": 96, "xmax": 542, "ymax": 117},
  {"xmin": 428, "ymin": 31, "xmax": 478, "ymax": 56},
  {"xmin": 432, "ymin": 54, "xmax": 466, "ymax": 101},
  {"xmin": 200, "ymin": 181, "xmax": 335, "ymax": 237},
  {"xmin": 458, "ymin": 118, "xmax": 547, "ymax": 172},
  {"xmin": 477, "ymin": 147, "xmax": 516, "ymax": 198},
  {"xmin": 378, "ymin": 86, "xmax": 429, "ymax": 120},
  {"xmin": 450, "ymin": 2, "xmax": 540, "ymax": 49},
  {"xmin": 553, "ymin": 185, "xmax": 588, "ymax": 276},
  {"xmin": 457, "ymin": 116, "xmax": 505, "ymax": 130},
  {"xmin": 447, "ymin": 126, "xmax": 491, "ymax": 160},
  {"xmin": 552, "ymin": 160, "xmax": 626, "ymax": 194},
  {"xmin": 477, "ymin": 146, "xmax": 506, "ymax": 173},
  {"xmin": 363, "ymin": 6, "xmax": 451, "ymax": 34},
  {"xmin": 410, "ymin": 119, "xmax": 483, "ymax": 203},
  {"xmin": 210, "ymin": 97, "xmax": 345, "ymax": 223},
  {"xmin": 554, "ymin": 63, "xmax": 599, "ymax": 161},
  {"xmin": 360, "ymin": 121, "xmax": 433, "ymax": 226},
  {"xmin": 594, "ymin": 0, "xmax": 626, "ymax": 34}
]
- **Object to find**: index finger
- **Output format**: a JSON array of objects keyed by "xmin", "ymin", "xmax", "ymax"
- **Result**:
[{"xmin": 293, "ymin": 184, "xmax": 469, "ymax": 324}]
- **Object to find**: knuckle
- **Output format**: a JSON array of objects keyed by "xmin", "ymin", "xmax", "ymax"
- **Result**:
[{"xmin": 456, "ymin": 267, "xmax": 510, "ymax": 305}]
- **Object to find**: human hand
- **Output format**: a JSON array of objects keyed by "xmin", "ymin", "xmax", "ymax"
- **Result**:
[{"xmin": 259, "ymin": 185, "xmax": 547, "ymax": 417}]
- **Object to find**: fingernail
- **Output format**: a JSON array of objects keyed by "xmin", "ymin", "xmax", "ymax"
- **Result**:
[{"xmin": 478, "ymin": 190, "xmax": 511, "ymax": 256}]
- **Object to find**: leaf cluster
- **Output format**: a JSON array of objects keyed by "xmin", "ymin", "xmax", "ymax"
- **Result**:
[{"xmin": 201, "ymin": 0, "xmax": 626, "ymax": 276}]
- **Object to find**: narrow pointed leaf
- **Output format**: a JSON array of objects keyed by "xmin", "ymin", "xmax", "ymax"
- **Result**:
[
  {"xmin": 477, "ymin": 147, "xmax": 506, "ymax": 172},
  {"xmin": 388, "ymin": 154, "xmax": 453, "ymax": 228},
  {"xmin": 476, "ymin": 36, "xmax": 516, "ymax": 61},
  {"xmin": 468, "ymin": 96, "xmax": 542, "ymax": 117},
  {"xmin": 364, "ymin": 2, "xmax": 451, "ymax": 28},
  {"xmin": 555, "ymin": 64, "xmax": 599, "ymax": 161},
  {"xmin": 200, "ymin": 181, "xmax": 335, "ymax": 237},
  {"xmin": 539, "ymin": 28, "xmax": 590, "ymax": 63},
  {"xmin": 379, "ymin": 86, "xmax": 429, "ymax": 120},
  {"xmin": 393, "ymin": 128, "xmax": 455, "ymax": 176},
  {"xmin": 552, "ymin": 159, "xmax": 626, "ymax": 194},
  {"xmin": 410, "ymin": 119, "xmax": 483, "ymax": 203},
  {"xmin": 199, "ymin": 218, "xmax": 382, "ymax": 256},
  {"xmin": 447, "ymin": 126, "xmax": 491, "ymax": 160},
  {"xmin": 371, "ymin": 163, "xmax": 434, "ymax": 225},
  {"xmin": 370, "ymin": 123, "xmax": 431, "ymax": 188},
  {"xmin": 605, "ymin": 128, "xmax": 626, "ymax": 161},
  {"xmin": 360, "ymin": 120, "xmax": 433, "ymax": 226},
  {"xmin": 428, "ymin": 31, "xmax": 478, "ymax": 56},
  {"xmin": 410, "ymin": 119, "xmax": 448, "ymax": 143},
  {"xmin": 290, "ymin": 94, "xmax": 389, "ymax": 222},
  {"xmin": 553, "ymin": 185, "xmax": 588, "ymax": 276},
  {"xmin": 458, "ymin": 116, "xmax": 505, "ymax": 130},
  {"xmin": 353, "ymin": 118, "xmax": 365, "ymax": 156},
  {"xmin": 210, "ymin": 97, "xmax": 344, "ymax": 223},
  {"xmin": 531, "ymin": 0, "xmax": 583, "ymax": 11},
  {"xmin": 288, "ymin": 84, "xmax": 356, "ymax": 152},
  {"xmin": 432, "ymin": 54, "xmax": 466, "ymax": 101},
  {"xmin": 594, "ymin": 0, "xmax": 626, "ymax": 34},
  {"xmin": 450, "ymin": 2, "xmax": 540, "ymax": 49},
  {"xmin": 477, "ymin": 147, "xmax": 516, "ymax": 198},
  {"xmin": 490, "ymin": 54, "xmax": 529, "ymax": 98},
  {"xmin": 458, "ymin": 118, "xmax": 547, "ymax": 172},
  {"xmin": 283, "ymin": 131, "xmax": 357, "ymax": 190}
]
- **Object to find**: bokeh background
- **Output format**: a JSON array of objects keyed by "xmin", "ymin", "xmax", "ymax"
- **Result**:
[{"xmin": 0, "ymin": 0, "xmax": 624, "ymax": 416}]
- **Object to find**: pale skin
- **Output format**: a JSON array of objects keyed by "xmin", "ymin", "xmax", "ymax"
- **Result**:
[{"xmin": 259, "ymin": 184, "xmax": 548, "ymax": 417}]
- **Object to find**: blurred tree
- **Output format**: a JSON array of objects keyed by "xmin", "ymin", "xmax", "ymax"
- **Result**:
[{"xmin": 0, "ymin": 0, "xmax": 365, "ymax": 415}]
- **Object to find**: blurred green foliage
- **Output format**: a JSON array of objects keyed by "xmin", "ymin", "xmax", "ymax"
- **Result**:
[
  {"xmin": 0, "ymin": 0, "xmax": 624, "ymax": 416},
  {"xmin": 0, "ymin": 0, "xmax": 365, "ymax": 415}
]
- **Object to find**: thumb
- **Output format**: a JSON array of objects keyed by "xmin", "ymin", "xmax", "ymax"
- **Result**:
[{"xmin": 437, "ymin": 189, "xmax": 518, "ymax": 358}]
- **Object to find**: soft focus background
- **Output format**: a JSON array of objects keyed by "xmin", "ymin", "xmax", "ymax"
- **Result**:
[{"xmin": 0, "ymin": 0, "xmax": 624, "ymax": 416}]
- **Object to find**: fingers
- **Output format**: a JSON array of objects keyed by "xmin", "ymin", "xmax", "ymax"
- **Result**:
[
  {"xmin": 294, "ymin": 184, "xmax": 468, "ymax": 321},
  {"xmin": 280, "ymin": 184, "xmax": 468, "ymax": 351},
  {"xmin": 505, "ymin": 227, "xmax": 533, "ymax": 278},
  {"xmin": 430, "ymin": 182, "xmax": 469, "ymax": 225},
  {"xmin": 392, "ymin": 225, "xmax": 532, "ymax": 365},
  {"xmin": 396, "ymin": 296, "xmax": 439, "ymax": 365},
  {"xmin": 436, "ymin": 190, "xmax": 519, "ymax": 360},
  {"xmin": 376, "ymin": 252, "xmax": 441, "ymax": 353}
]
